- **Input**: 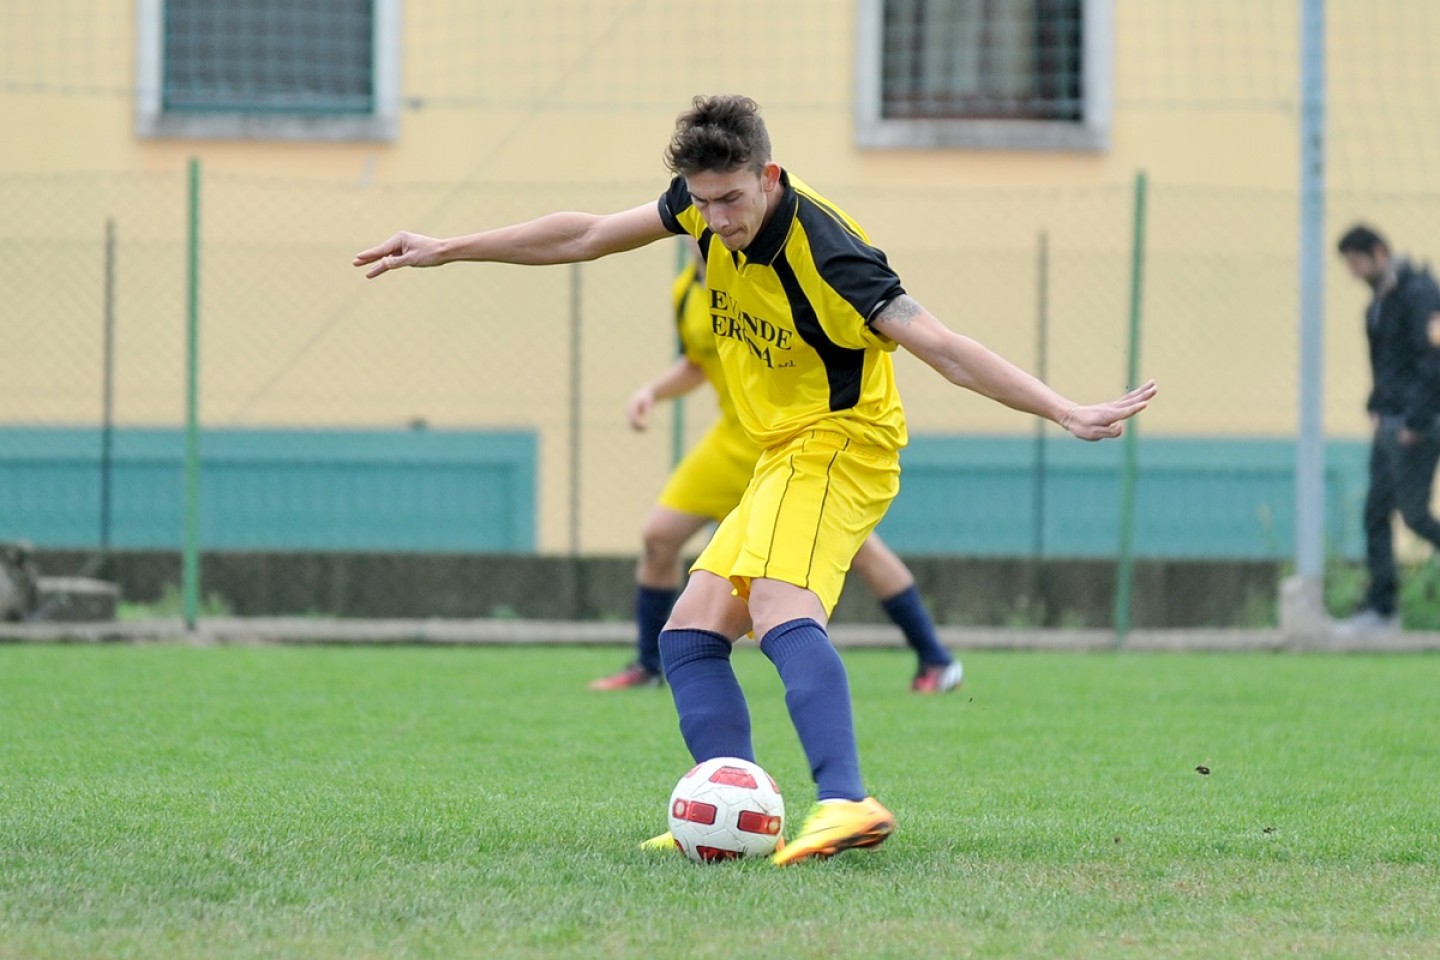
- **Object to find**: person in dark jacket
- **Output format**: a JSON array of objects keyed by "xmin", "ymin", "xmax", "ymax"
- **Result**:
[{"xmin": 1336, "ymin": 224, "xmax": 1440, "ymax": 632}]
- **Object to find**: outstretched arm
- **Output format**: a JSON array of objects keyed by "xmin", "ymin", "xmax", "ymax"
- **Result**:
[
  {"xmin": 871, "ymin": 295, "xmax": 1156, "ymax": 441},
  {"xmin": 353, "ymin": 202, "xmax": 671, "ymax": 279},
  {"xmin": 627, "ymin": 357, "xmax": 708, "ymax": 431}
]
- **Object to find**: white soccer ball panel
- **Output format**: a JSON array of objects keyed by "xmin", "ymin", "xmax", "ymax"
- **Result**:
[{"xmin": 667, "ymin": 756, "xmax": 785, "ymax": 863}]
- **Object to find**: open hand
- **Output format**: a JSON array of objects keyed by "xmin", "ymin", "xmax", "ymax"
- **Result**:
[
  {"xmin": 1061, "ymin": 379, "xmax": 1158, "ymax": 441},
  {"xmin": 353, "ymin": 231, "xmax": 445, "ymax": 279},
  {"xmin": 627, "ymin": 385, "xmax": 657, "ymax": 432}
]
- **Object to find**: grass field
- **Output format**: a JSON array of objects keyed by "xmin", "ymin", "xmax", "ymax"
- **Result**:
[{"xmin": 2, "ymin": 643, "xmax": 1437, "ymax": 960}]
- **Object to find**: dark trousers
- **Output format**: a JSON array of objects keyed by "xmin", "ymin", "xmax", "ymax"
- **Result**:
[{"xmin": 1363, "ymin": 417, "xmax": 1440, "ymax": 614}]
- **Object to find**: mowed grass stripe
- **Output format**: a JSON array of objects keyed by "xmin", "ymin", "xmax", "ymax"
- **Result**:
[{"xmin": 1, "ymin": 645, "xmax": 1436, "ymax": 960}]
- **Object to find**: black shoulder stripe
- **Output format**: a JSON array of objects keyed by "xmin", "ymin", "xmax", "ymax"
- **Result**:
[
  {"xmin": 657, "ymin": 176, "xmax": 692, "ymax": 235},
  {"xmin": 794, "ymin": 196, "xmax": 904, "ymax": 323},
  {"xmin": 797, "ymin": 189, "xmax": 866, "ymax": 244},
  {"xmin": 676, "ymin": 279, "xmax": 695, "ymax": 327}
]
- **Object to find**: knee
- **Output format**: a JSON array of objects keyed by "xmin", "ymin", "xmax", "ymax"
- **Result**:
[
  {"xmin": 1399, "ymin": 505, "xmax": 1438, "ymax": 533},
  {"xmin": 640, "ymin": 525, "xmax": 683, "ymax": 568},
  {"xmin": 664, "ymin": 574, "xmax": 751, "ymax": 637}
]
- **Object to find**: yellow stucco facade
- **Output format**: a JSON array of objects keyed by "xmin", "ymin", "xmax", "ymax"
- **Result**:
[{"xmin": 5, "ymin": 1, "xmax": 1440, "ymax": 553}]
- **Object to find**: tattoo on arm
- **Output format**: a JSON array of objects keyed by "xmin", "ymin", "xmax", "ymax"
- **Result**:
[{"xmin": 873, "ymin": 295, "xmax": 923, "ymax": 328}]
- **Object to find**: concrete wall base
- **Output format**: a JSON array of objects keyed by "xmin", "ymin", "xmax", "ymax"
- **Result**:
[{"xmin": 35, "ymin": 550, "xmax": 1284, "ymax": 629}]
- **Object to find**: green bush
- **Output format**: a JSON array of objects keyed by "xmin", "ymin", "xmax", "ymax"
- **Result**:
[
  {"xmin": 1322, "ymin": 558, "xmax": 1368, "ymax": 618},
  {"xmin": 1325, "ymin": 557, "xmax": 1440, "ymax": 628},
  {"xmin": 1398, "ymin": 559, "xmax": 1440, "ymax": 629},
  {"xmin": 117, "ymin": 582, "xmax": 233, "ymax": 621}
]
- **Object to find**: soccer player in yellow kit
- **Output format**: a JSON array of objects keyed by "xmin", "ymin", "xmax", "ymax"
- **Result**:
[
  {"xmin": 355, "ymin": 95, "xmax": 1155, "ymax": 865},
  {"xmin": 591, "ymin": 241, "xmax": 963, "ymax": 694}
]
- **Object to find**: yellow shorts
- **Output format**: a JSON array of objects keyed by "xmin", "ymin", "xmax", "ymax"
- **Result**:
[
  {"xmin": 657, "ymin": 419, "xmax": 762, "ymax": 522},
  {"xmin": 691, "ymin": 430, "xmax": 900, "ymax": 616}
]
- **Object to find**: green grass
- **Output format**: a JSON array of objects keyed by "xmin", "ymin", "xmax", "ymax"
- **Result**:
[{"xmin": 1, "ymin": 645, "xmax": 1437, "ymax": 960}]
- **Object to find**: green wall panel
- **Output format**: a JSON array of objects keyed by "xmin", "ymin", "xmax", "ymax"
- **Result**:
[
  {"xmin": 0, "ymin": 428, "xmax": 536, "ymax": 551},
  {"xmin": 878, "ymin": 435, "xmax": 1369, "ymax": 560},
  {"xmin": 1, "ymin": 428, "xmax": 1373, "ymax": 559}
]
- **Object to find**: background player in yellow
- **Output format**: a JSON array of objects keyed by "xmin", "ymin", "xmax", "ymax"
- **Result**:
[
  {"xmin": 355, "ymin": 95, "xmax": 1155, "ymax": 865},
  {"xmin": 590, "ymin": 239, "xmax": 963, "ymax": 694}
]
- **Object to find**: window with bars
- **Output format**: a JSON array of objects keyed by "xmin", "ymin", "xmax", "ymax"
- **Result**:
[
  {"xmin": 136, "ymin": 0, "xmax": 399, "ymax": 141},
  {"xmin": 856, "ymin": 0, "xmax": 1111, "ymax": 151}
]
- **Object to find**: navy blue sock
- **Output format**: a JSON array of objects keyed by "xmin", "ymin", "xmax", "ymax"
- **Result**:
[
  {"xmin": 881, "ymin": 584, "xmax": 950, "ymax": 667},
  {"xmin": 658, "ymin": 628, "xmax": 753, "ymax": 763},
  {"xmin": 634, "ymin": 585, "xmax": 678, "ymax": 675},
  {"xmin": 759, "ymin": 618, "xmax": 865, "ymax": 802}
]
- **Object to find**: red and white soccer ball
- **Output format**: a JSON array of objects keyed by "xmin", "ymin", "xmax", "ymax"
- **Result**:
[{"xmin": 668, "ymin": 756, "xmax": 785, "ymax": 863}]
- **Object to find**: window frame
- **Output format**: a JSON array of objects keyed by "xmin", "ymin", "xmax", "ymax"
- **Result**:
[
  {"xmin": 135, "ymin": 0, "xmax": 401, "ymax": 142},
  {"xmin": 854, "ymin": 0, "xmax": 1113, "ymax": 151}
]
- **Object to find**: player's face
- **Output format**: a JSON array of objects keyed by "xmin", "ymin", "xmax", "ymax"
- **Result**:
[
  {"xmin": 1341, "ymin": 250, "xmax": 1385, "ymax": 286},
  {"xmin": 685, "ymin": 164, "xmax": 782, "ymax": 252}
]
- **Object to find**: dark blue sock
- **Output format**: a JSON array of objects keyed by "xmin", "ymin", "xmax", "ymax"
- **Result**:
[
  {"xmin": 881, "ymin": 584, "xmax": 950, "ymax": 667},
  {"xmin": 759, "ymin": 618, "xmax": 865, "ymax": 802},
  {"xmin": 658, "ymin": 628, "xmax": 753, "ymax": 763},
  {"xmin": 634, "ymin": 585, "xmax": 678, "ymax": 675}
]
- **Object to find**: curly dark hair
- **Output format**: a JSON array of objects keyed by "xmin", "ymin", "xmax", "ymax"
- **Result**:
[{"xmin": 664, "ymin": 95, "xmax": 772, "ymax": 176}]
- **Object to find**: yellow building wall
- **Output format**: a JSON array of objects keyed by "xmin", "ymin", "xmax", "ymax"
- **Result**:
[{"xmin": 5, "ymin": 1, "xmax": 1440, "ymax": 553}]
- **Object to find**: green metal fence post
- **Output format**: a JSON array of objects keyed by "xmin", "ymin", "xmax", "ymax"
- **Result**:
[
  {"xmin": 569, "ymin": 261, "xmax": 582, "ymax": 556},
  {"xmin": 182, "ymin": 158, "xmax": 202, "ymax": 629},
  {"xmin": 100, "ymin": 218, "xmax": 116, "ymax": 560},
  {"xmin": 1033, "ymin": 230, "xmax": 1050, "ymax": 559},
  {"xmin": 1114, "ymin": 171, "xmax": 1148, "ymax": 647}
]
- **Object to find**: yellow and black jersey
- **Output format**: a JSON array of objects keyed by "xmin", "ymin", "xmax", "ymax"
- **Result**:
[
  {"xmin": 657, "ymin": 170, "xmax": 909, "ymax": 453},
  {"xmin": 671, "ymin": 260, "xmax": 741, "ymax": 429}
]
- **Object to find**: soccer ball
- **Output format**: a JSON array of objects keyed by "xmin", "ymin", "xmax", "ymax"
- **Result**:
[{"xmin": 667, "ymin": 756, "xmax": 785, "ymax": 863}]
